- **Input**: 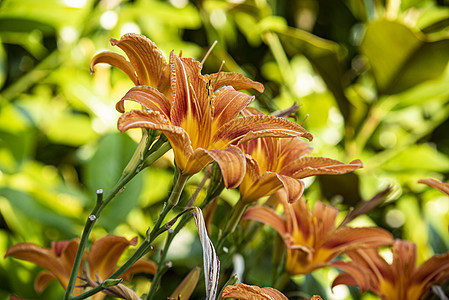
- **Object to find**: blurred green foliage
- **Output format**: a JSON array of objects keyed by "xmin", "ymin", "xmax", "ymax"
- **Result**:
[{"xmin": 1, "ymin": 0, "xmax": 449, "ymax": 299}]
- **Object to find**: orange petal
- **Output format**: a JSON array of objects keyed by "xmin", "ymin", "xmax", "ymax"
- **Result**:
[
  {"xmin": 411, "ymin": 250, "xmax": 449, "ymax": 290},
  {"xmin": 212, "ymin": 86, "xmax": 254, "ymax": 131},
  {"xmin": 214, "ymin": 115, "xmax": 313, "ymax": 148},
  {"xmin": 331, "ymin": 261, "xmax": 372, "ymax": 293},
  {"xmin": 122, "ymin": 259, "xmax": 157, "ymax": 281},
  {"xmin": 34, "ymin": 271, "xmax": 56, "ymax": 293},
  {"xmin": 5, "ymin": 242, "xmax": 71, "ymax": 288},
  {"xmin": 240, "ymin": 171, "xmax": 283, "ymax": 203},
  {"xmin": 117, "ymin": 110, "xmax": 194, "ymax": 171},
  {"xmin": 202, "ymin": 146, "xmax": 246, "ymax": 189},
  {"xmin": 388, "ymin": 239, "xmax": 416, "ymax": 283},
  {"xmin": 221, "ymin": 283, "xmax": 276, "ymax": 300},
  {"xmin": 242, "ymin": 206, "xmax": 287, "ymax": 237},
  {"xmin": 116, "ymin": 85, "xmax": 170, "ymax": 118},
  {"xmin": 277, "ymin": 175, "xmax": 305, "ymax": 203},
  {"xmin": 282, "ymin": 158, "xmax": 363, "ymax": 178},
  {"xmin": 170, "ymin": 52, "xmax": 209, "ymax": 128},
  {"xmin": 278, "ymin": 138, "xmax": 313, "ymax": 168},
  {"xmin": 418, "ymin": 178, "xmax": 449, "ymax": 196},
  {"xmin": 88, "ymin": 235, "xmax": 138, "ymax": 280},
  {"xmin": 90, "ymin": 51, "xmax": 138, "ymax": 85},
  {"xmin": 110, "ymin": 33, "xmax": 169, "ymax": 90},
  {"xmin": 205, "ymin": 72, "xmax": 264, "ymax": 93},
  {"xmin": 322, "ymin": 227, "xmax": 393, "ymax": 260},
  {"xmin": 261, "ymin": 287, "xmax": 288, "ymax": 300},
  {"xmin": 170, "ymin": 266, "xmax": 200, "ymax": 300}
]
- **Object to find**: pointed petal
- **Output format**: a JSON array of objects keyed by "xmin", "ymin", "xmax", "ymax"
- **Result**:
[
  {"xmin": 277, "ymin": 175, "xmax": 305, "ymax": 203},
  {"xmin": 117, "ymin": 110, "xmax": 194, "ymax": 171},
  {"xmin": 278, "ymin": 138, "xmax": 313, "ymax": 167},
  {"xmin": 192, "ymin": 208, "xmax": 220, "ymax": 300},
  {"xmin": 116, "ymin": 86, "xmax": 170, "ymax": 118},
  {"xmin": 34, "ymin": 271, "xmax": 57, "ymax": 293},
  {"xmin": 221, "ymin": 283, "xmax": 273, "ymax": 300},
  {"xmin": 331, "ymin": 261, "xmax": 372, "ymax": 293},
  {"xmin": 88, "ymin": 235, "xmax": 138, "ymax": 279},
  {"xmin": 110, "ymin": 34, "xmax": 169, "ymax": 90},
  {"xmin": 312, "ymin": 201, "xmax": 340, "ymax": 248},
  {"xmin": 205, "ymin": 72, "xmax": 264, "ymax": 93},
  {"xmin": 122, "ymin": 259, "xmax": 157, "ymax": 281},
  {"xmin": 418, "ymin": 178, "xmax": 449, "ymax": 196},
  {"xmin": 170, "ymin": 52, "xmax": 209, "ymax": 128},
  {"xmin": 214, "ymin": 115, "xmax": 313, "ymax": 148},
  {"xmin": 212, "ymin": 86, "xmax": 254, "ymax": 131},
  {"xmin": 90, "ymin": 51, "xmax": 138, "ymax": 85},
  {"xmin": 170, "ymin": 266, "xmax": 201, "ymax": 300},
  {"xmin": 411, "ymin": 251, "xmax": 449, "ymax": 290},
  {"xmin": 188, "ymin": 146, "xmax": 246, "ymax": 189},
  {"xmin": 5, "ymin": 242, "xmax": 71, "ymax": 288},
  {"xmin": 282, "ymin": 158, "xmax": 363, "ymax": 178},
  {"xmin": 391, "ymin": 240, "xmax": 416, "ymax": 280},
  {"xmin": 322, "ymin": 227, "xmax": 393, "ymax": 259},
  {"xmin": 242, "ymin": 206, "xmax": 287, "ymax": 237}
]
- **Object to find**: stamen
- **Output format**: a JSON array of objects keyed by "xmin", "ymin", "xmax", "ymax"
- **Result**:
[
  {"xmin": 179, "ymin": 50, "xmax": 183, "ymax": 57},
  {"xmin": 201, "ymin": 40, "xmax": 218, "ymax": 65},
  {"xmin": 301, "ymin": 114, "xmax": 309, "ymax": 126}
]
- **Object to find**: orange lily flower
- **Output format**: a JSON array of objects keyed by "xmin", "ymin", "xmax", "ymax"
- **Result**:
[
  {"xmin": 238, "ymin": 108, "xmax": 362, "ymax": 203},
  {"xmin": 91, "ymin": 33, "xmax": 265, "ymax": 99},
  {"xmin": 332, "ymin": 239, "xmax": 449, "ymax": 300},
  {"xmin": 5, "ymin": 235, "xmax": 156, "ymax": 297},
  {"xmin": 242, "ymin": 190, "xmax": 393, "ymax": 275},
  {"xmin": 115, "ymin": 55, "xmax": 312, "ymax": 189}
]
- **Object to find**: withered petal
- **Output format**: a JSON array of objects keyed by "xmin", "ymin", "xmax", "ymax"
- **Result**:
[
  {"xmin": 221, "ymin": 283, "xmax": 274, "ymax": 300},
  {"xmin": 90, "ymin": 51, "xmax": 138, "ymax": 85},
  {"xmin": 110, "ymin": 33, "xmax": 169, "ymax": 90},
  {"xmin": 116, "ymin": 85, "xmax": 170, "ymax": 118},
  {"xmin": 169, "ymin": 266, "xmax": 200, "ymax": 300},
  {"xmin": 205, "ymin": 72, "xmax": 264, "ymax": 93},
  {"xmin": 88, "ymin": 235, "xmax": 138, "ymax": 279},
  {"xmin": 261, "ymin": 287, "xmax": 288, "ymax": 300},
  {"xmin": 242, "ymin": 206, "xmax": 287, "ymax": 237},
  {"xmin": 418, "ymin": 178, "xmax": 449, "ymax": 196}
]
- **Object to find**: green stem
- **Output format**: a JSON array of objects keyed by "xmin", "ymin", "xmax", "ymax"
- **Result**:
[
  {"xmin": 64, "ymin": 136, "xmax": 168, "ymax": 300},
  {"xmin": 217, "ymin": 200, "xmax": 248, "ymax": 251},
  {"xmin": 71, "ymin": 170, "xmax": 188, "ymax": 300}
]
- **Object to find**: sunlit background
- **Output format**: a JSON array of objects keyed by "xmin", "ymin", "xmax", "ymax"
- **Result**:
[{"xmin": 1, "ymin": 0, "xmax": 449, "ymax": 299}]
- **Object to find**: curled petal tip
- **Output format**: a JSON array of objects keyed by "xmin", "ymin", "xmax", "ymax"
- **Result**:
[{"xmin": 110, "ymin": 38, "xmax": 119, "ymax": 46}]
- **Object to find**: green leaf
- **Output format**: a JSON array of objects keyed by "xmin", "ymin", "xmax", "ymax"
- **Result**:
[
  {"xmin": 361, "ymin": 19, "xmax": 449, "ymax": 94},
  {"xmin": 0, "ymin": 188, "xmax": 76, "ymax": 236},
  {"xmin": 84, "ymin": 133, "xmax": 143, "ymax": 231},
  {"xmin": 382, "ymin": 144, "xmax": 449, "ymax": 172},
  {"xmin": 274, "ymin": 26, "xmax": 352, "ymax": 119}
]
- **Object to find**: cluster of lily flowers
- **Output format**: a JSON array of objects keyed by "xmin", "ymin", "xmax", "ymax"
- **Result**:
[{"xmin": 5, "ymin": 34, "xmax": 449, "ymax": 300}]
